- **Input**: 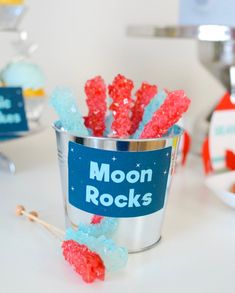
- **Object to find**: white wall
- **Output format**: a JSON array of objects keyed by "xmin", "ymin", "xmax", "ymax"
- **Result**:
[{"xmin": 0, "ymin": 0, "xmax": 225, "ymax": 123}]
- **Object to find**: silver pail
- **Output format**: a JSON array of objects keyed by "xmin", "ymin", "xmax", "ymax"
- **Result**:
[{"xmin": 53, "ymin": 121, "xmax": 183, "ymax": 253}]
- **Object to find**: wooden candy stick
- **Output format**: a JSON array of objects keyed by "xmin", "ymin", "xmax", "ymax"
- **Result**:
[
  {"xmin": 16, "ymin": 205, "xmax": 65, "ymax": 240},
  {"xmin": 15, "ymin": 205, "xmax": 127, "ymax": 283},
  {"xmin": 15, "ymin": 205, "xmax": 107, "ymax": 283}
]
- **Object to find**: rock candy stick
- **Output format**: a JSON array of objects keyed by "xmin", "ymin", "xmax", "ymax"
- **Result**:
[
  {"xmin": 78, "ymin": 217, "xmax": 118, "ymax": 238},
  {"xmin": 66, "ymin": 229, "xmax": 128, "ymax": 273},
  {"xmin": 129, "ymin": 82, "xmax": 157, "ymax": 135},
  {"xmin": 84, "ymin": 76, "xmax": 107, "ymax": 136},
  {"xmin": 133, "ymin": 90, "xmax": 167, "ymax": 138},
  {"xmin": 62, "ymin": 240, "xmax": 105, "ymax": 283},
  {"xmin": 50, "ymin": 88, "xmax": 89, "ymax": 136},
  {"xmin": 140, "ymin": 90, "xmax": 191, "ymax": 138},
  {"xmin": 108, "ymin": 74, "xmax": 134, "ymax": 137},
  {"xmin": 16, "ymin": 205, "xmax": 126, "ymax": 284}
]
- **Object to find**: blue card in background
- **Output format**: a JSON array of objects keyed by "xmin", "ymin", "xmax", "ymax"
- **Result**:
[
  {"xmin": 179, "ymin": 0, "xmax": 235, "ymax": 26},
  {"xmin": 0, "ymin": 87, "xmax": 28, "ymax": 134}
]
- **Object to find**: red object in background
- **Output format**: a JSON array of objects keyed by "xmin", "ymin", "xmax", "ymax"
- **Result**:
[
  {"xmin": 202, "ymin": 137, "xmax": 213, "ymax": 174},
  {"xmin": 215, "ymin": 92, "xmax": 235, "ymax": 111},
  {"xmin": 181, "ymin": 131, "xmax": 191, "ymax": 166},
  {"xmin": 201, "ymin": 92, "xmax": 235, "ymax": 174},
  {"xmin": 225, "ymin": 150, "xmax": 235, "ymax": 170}
]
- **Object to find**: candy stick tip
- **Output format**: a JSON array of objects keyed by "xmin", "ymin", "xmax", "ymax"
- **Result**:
[{"xmin": 16, "ymin": 205, "xmax": 25, "ymax": 216}]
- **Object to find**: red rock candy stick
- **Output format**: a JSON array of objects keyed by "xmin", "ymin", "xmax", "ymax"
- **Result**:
[
  {"xmin": 108, "ymin": 74, "xmax": 134, "ymax": 137},
  {"xmin": 62, "ymin": 240, "xmax": 105, "ymax": 283},
  {"xmin": 140, "ymin": 90, "xmax": 191, "ymax": 138},
  {"xmin": 84, "ymin": 76, "xmax": 107, "ymax": 136},
  {"xmin": 130, "ymin": 82, "xmax": 157, "ymax": 135},
  {"xmin": 16, "ymin": 205, "xmax": 105, "ymax": 283}
]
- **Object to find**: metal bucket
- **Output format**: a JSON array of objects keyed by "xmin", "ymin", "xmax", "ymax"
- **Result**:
[{"xmin": 53, "ymin": 121, "xmax": 183, "ymax": 253}]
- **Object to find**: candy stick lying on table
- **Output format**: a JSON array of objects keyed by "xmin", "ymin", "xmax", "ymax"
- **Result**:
[
  {"xmin": 16, "ymin": 205, "xmax": 128, "ymax": 283},
  {"xmin": 16, "ymin": 205, "xmax": 64, "ymax": 239},
  {"xmin": 15, "ymin": 206, "xmax": 115, "ymax": 239}
]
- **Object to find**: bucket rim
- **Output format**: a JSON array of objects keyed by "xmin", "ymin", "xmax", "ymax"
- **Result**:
[{"xmin": 52, "ymin": 120, "xmax": 184, "ymax": 142}]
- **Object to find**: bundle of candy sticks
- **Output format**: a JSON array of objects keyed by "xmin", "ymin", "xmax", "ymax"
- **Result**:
[{"xmin": 50, "ymin": 74, "xmax": 190, "ymax": 139}]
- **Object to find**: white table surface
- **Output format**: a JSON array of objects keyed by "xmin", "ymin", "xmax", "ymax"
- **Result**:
[{"xmin": 1, "ymin": 125, "xmax": 235, "ymax": 293}]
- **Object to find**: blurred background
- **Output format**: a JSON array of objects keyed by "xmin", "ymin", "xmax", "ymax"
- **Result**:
[{"xmin": 0, "ymin": 0, "xmax": 225, "ymax": 122}]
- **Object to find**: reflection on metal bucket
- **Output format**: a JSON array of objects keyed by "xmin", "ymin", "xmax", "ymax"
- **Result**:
[{"xmin": 53, "ymin": 121, "xmax": 183, "ymax": 253}]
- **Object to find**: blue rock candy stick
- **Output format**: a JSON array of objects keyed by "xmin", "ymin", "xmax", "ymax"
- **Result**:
[
  {"xmin": 50, "ymin": 88, "xmax": 89, "ymax": 136},
  {"xmin": 78, "ymin": 217, "xmax": 118, "ymax": 238},
  {"xmin": 66, "ymin": 229, "xmax": 128, "ymax": 272},
  {"xmin": 104, "ymin": 113, "xmax": 113, "ymax": 136},
  {"xmin": 104, "ymin": 96, "xmax": 113, "ymax": 136},
  {"xmin": 106, "ymin": 96, "xmax": 112, "ymax": 108},
  {"xmin": 133, "ymin": 90, "xmax": 167, "ymax": 138}
]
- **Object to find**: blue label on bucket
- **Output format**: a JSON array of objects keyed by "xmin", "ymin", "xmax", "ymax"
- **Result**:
[
  {"xmin": 0, "ymin": 87, "xmax": 28, "ymax": 134},
  {"xmin": 68, "ymin": 141, "xmax": 172, "ymax": 218}
]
